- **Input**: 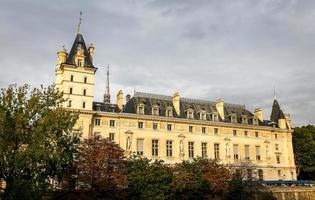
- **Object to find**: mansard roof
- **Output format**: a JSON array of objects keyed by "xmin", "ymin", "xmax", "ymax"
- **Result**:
[
  {"xmin": 270, "ymin": 99, "xmax": 285, "ymax": 123},
  {"xmin": 66, "ymin": 33, "xmax": 94, "ymax": 68}
]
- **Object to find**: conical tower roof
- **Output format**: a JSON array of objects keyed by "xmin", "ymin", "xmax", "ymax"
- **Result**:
[{"xmin": 270, "ymin": 99, "xmax": 285, "ymax": 122}]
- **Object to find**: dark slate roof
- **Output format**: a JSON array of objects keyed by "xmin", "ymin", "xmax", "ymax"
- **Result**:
[
  {"xmin": 66, "ymin": 33, "xmax": 94, "ymax": 68},
  {"xmin": 93, "ymin": 102, "xmax": 119, "ymax": 113},
  {"xmin": 270, "ymin": 99, "xmax": 285, "ymax": 123},
  {"xmin": 121, "ymin": 92, "xmax": 270, "ymax": 126}
]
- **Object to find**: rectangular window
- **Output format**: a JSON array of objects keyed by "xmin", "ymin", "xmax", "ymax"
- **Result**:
[
  {"xmin": 109, "ymin": 133, "xmax": 115, "ymax": 141},
  {"xmin": 275, "ymin": 144, "xmax": 279, "ymax": 151},
  {"xmin": 68, "ymin": 100, "xmax": 72, "ymax": 107},
  {"xmin": 70, "ymin": 75, "xmax": 74, "ymax": 81},
  {"xmin": 166, "ymin": 140, "xmax": 173, "ymax": 157},
  {"xmin": 233, "ymin": 129, "xmax": 237, "ymax": 136},
  {"xmin": 110, "ymin": 120, "xmax": 115, "ymax": 127},
  {"xmin": 94, "ymin": 118, "xmax": 101, "ymax": 126},
  {"xmin": 189, "ymin": 126, "xmax": 193, "ymax": 133},
  {"xmin": 244, "ymin": 131, "xmax": 248, "ymax": 137},
  {"xmin": 233, "ymin": 144, "xmax": 239, "ymax": 160},
  {"xmin": 167, "ymin": 124, "xmax": 172, "ymax": 131},
  {"xmin": 69, "ymin": 87, "xmax": 73, "ymax": 94},
  {"xmin": 137, "ymin": 139, "xmax": 144, "ymax": 155},
  {"xmin": 83, "ymin": 89, "xmax": 86, "ymax": 96},
  {"xmin": 245, "ymin": 145, "xmax": 250, "ymax": 160},
  {"xmin": 82, "ymin": 102, "xmax": 86, "ymax": 108},
  {"xmin": 84, "ymin": 77, "xmax": 87, "ymax": 83},
  {"xmin": 276, "ymin": 154, "xmax": 281, "ymax": 164},
  {"xmin": 256, "ymin": 146, "xmax": 261, "ymax": 160},
  {"xmin": 138, "ymin": 106, "xmax": 144, "ymax": 114},
  {"xmin": 214, "ymin": 143, "xmax": 220, "ymax": 159},
  {"xmin": 152, "ymin": 140, "xmax": 158, "ymax": 156},
  {"xmin": 166, "ymin": 109, "xmax": 172, "ymax": 117},
  {"xmin": 201, "ymin": 142, "xmax": 207, "ymax": 158},
  {"xmin": 188, "ymin": 142, "xmax": 194, "ymax": 158},
  {"xmin": 153, "ymin": 123, "xmax": 158, "ymax": 130},
  {"xmin": 275, "ymin": 133, "xmax": 278, "ymax": 139},
  {"xmin": 255, "ymin": 132, "xmax": 259, "ymax": 138},
  {"xmin": 214, "ymin": 128, "xmax": 219, "ymax": 135},
  {"xmin": 201, "ymin": 113, "xmax": 206, "ymax": 120},
  {"xmin": 138, "ymin": 122, "xmax": 143, "ymax": 129},
  {"xmin": 202, "ymin": 127, "xmax": 206, "ymax": 134},
  {"xmin": 78, "ymin": 59, "xmax": 83, "ymax": 67},
  {"xmin": 152, "ymin": 108, "xmax": 159, "ymax": 115}
]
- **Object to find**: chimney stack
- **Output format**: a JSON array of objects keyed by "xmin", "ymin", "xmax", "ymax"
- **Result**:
[
  {"xmin": 116, "ymin": 90, "xmax": 124, "ymax": 110},
  {"xmin": 88, "ymin": 43, "xmax": 95, "ymax": 63},
  {"xmin": 172, "ymin": 92, "xmax": 180, "ymax": 116},
  {"xmin": 215, "ymin": 98, "xmax": 225, "ymax": 120},
  {"xmin": 254, "ymin": 108, "xmax": 263, "ymax": 121}
]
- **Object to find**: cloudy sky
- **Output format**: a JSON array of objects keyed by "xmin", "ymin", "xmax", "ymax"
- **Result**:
[{"xmin": 0, "ymin": 0, "xmax": 314, "ymax": 126}]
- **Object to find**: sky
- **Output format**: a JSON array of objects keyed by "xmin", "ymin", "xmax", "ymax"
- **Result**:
[{"xmin": 0, "ymin": 0, "xmax": 314, "ymax": 126}]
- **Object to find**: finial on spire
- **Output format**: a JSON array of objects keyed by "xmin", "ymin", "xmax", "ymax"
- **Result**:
[
  {"xmin": 77, "ymin": 10, "xmax": 83, "ymax": 34},
  {"xmin": 104, "ymin": 65, "xmax": 111, "ymax": 104},
  {"xmin": 273, "ymin": 86, "xmax": 277, "ymax": 100}
]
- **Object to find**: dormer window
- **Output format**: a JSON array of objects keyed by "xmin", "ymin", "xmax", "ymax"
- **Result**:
[
  {"xmin": 242, "ymin": 115, "xmax": 248, "ymax": 124},
  {"xmin": 200, "ymin": 110, "xmax": 207, "ymax": 120},
  {"xmin": 137, "ymin": 104, "xmax": 145, "ymax": 115},
  {"xmin": 78, "ymin": 59, "xmax": 83, "ymax": 67},
  {"xmin": 166, "ymin": 107, "xmax": 173, "ymax": 117},
  {"xmin": 253, "ymin": 117, "xmax": 259, "ymax": 125},
  {"xmin": 230, "ymin": 114, "xmax": 237, "ymax": 123},
  {"xmin": 152, "ymin": 105, "xmax": 159, "ymax": 116},
  {"xmin": 187, "ymin": 109, "xmax": 194, "ymax": 119},
  {"xmin": 212, "ymin": 113, "xmax": 219, "ymax": 121}
]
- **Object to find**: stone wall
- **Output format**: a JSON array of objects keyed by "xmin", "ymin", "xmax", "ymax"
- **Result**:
[{"xmin": 270, "ymin": 186, "xmax": 315, "ymax": 200}]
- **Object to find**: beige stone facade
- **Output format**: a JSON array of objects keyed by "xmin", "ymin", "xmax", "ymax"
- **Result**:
[{"xmin": 55, "ymin": 33, "xmax": 296, "ymax": 181}]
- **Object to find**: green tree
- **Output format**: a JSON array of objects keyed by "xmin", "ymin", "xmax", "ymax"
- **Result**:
[
  {"xmin": 0, "ymin": 84, "xmax": 80, "ymax": 200},
  {"xmin": 127, "ymin": 157, "xmax": 173, "ymax": 200},
  {"xmin": 292, "ymin": 125, "xmax": 315, "ymax": 180}
]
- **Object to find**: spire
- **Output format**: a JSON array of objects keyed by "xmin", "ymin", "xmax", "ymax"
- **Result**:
[
  {"xmin": 77, "ymin": 11, "xmax": 82, "ymax": 34},
  {"xmin": 103, "ymin": 65, "xmax": 111, "ymax": 104},
  {"xmin": 270, "ymin": 98, "xmax": 285, "ymax": 123}
]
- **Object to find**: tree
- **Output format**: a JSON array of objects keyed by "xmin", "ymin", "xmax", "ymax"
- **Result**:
[
  {"xmin": 59, "ymin": 136, "xmax": 128, "ymax": 199},
  {"xmin": 292, "ymin": 125, "xmax": 315, "ymax": 180},
  {"xmin": 0, "ymin": 84, "xmax": 80, "ymax": 200},
  {"xmin": 127, "ymin": 157, "xmax": 173, "ymax": 200}
]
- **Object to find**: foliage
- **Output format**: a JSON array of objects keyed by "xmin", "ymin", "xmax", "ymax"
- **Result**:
[
  {"xmin": 58, "ymin": 136, "xmax": 128, "ymax": 200},
  {"xmin": 292, "ymin": 125, "xmax": 315, "ymax": 180},
  {"xmin": 0, "ymin": 84, "xmax": 80, "ymax": 200},
  {"xmin": 127, "ymin": 157, "xmax": 173, "ymax": 200}
]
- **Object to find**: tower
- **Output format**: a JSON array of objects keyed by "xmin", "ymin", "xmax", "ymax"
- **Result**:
[
  {"xmin": 103, "ymin": 65, "xmax": 111, "ymax": 103},
  {"xmin": 55, "ymin": 13, "xmax": 97, "ymax": 111}
]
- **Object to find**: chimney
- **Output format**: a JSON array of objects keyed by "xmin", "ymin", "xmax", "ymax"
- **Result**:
[
  {"xmin": 215, "ymin": 98, "xmax": 225, "ymax": 120},
  {"xmin": 126, "ymin": 94, "xmax": 131, "ymax": 102},
  {"xmin": 278, "ymin": 118, "xmax": 286, "ymax": 129},
  {"xmin": 284, "ymin": 113, "xmax": 292, "ymax": 130},
  {"xmin": 254, "ymin": 108, "xmax": 263, "ymax": 121},
  {"xmin": 116, "ymin": 90, "xmax": 124, "ymax": 110},
  {"xmin": 88, "ymin": 43, "xmax": 95, "ymax": 63},
  {"xmin": 57, "ymin": 46, "xmax": 68, "ymax": 65},
  {"xmin": 172, "ymin": 92, "xmax": 180, "ymax": 116}
]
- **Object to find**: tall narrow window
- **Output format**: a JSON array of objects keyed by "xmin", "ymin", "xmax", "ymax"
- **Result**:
[
  {"xmin": 245, "ymin": 145, "xmax": 250, "ymax": 160},
  {"xmin": 166, "ymin": 108, "xmax": 173, "ymax": 117},
  {"xmin": 258, "ymin": 169, "xmax": 264, "ymax": 181},
  {"xmin": 84, "ymin": 77, "xmax": 87, "ymax": 83},
  {"xmin": 153, "ymin": 123, "xmax": 158, "ymax": 130},
  {"xmin": 78, "ymin": 59, "xmax": 83, "ymax": 67},
  {"xmin": 152, "ymin": 140, "xmax": 158, "ymax": 156},
  {"xmin": 70, "ymin": 75, "xmax": 74, "ymax": 81},
  {"xmin": 255, "ymin": 132, "xmax": 259, "ymax": 138},
  {"xmin": 68, "ymin": 100, "xmax": 72, "ymax": 107},
  {"xmin": 94, "ymin": 118, "xmax": 101, "ymax": 126},
  {"xmin": 202, "ymin": 127, "xmax": 206, "ymax": 134},
  {"xmin": 109, "ymin": 120, "xmax": 115, "ymax": 127},
  {"xmin": 188, "ymin": 142, "xmax": 194, "ymax": 158},
  {"xmin": 233, "ymin": 144, "xmax": 239, "ymax": 160},
  {"xmin": 82, "ymin": 102, "xmax": 86, "ymax": 109},
  {"xmin": 109, "ymin": 133, "xmax": 115, "ymax": 141},
  {"xmin": 233, "ymin": 130, "xmax": 237, "ymax": 136},
  {"xmin": 244, "ymin": 131, "xmax": 248, "ymax": 137},
  {"xmin": 214, "ymin": 143, "xmax": 220, "ymax": 159},
  {"xmin": 167, "ymin": 124, "xmax": 172, "ymax": 131},
  {"xmin": 201, "ymin": 143, "xmax": 207, "ymax": 158},
  {"xmin": 256, "ymin": 146, "xmax": 261, "ymax": 160},
  {"xmin": 137, "ymin": 139, "xmax": 144, "ymax": 155},
  {"xmin": 189, "ymin": 126, "xmax": 193, "ymax": 133},
  {"xmin": 275, "ymin": 144, "xmax": 279, "ymax": 151},
  {"xmin": 69, "ymin": 87, "xmax": 73, "ymax": 94},
  {"xmin": 214, "ymin": 128, "xmax": 219, "ymax": 135},
  {"xmin": 200, "ymin": 112, "xmax": 206, "ymax": 120},
  {"xmin": 275, "ymin": 133, "xmax": 278, "ymax": 139},
  {"xmin": 166, "ymin": 140, "xmax": 173, "ymax": 157},
  {"xmin": 83, "ymin": 89, "xmax": 87, "ymax": 96},
  {"xmin": 276, "ymin": 154, "xmax": 281, "ymax": 164},
  {"xmin": 138, "ymin": 122, "xmax": 143, "ymax": 129}
]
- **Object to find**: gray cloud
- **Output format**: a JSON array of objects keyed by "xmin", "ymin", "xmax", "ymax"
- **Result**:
[{"xmin": 0, "ymin": 0, "xmax": 314, "ymax": 126}]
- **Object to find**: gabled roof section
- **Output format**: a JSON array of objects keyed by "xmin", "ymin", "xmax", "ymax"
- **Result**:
[
  {"xmin": 270, "ymin": 99, "xmax": 285, "ymax": 122},
  {"xmin": 66, "ymin": 33, "xmax": 94, "ymax": 68}
]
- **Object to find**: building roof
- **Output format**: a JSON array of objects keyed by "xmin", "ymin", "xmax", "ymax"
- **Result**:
[
  {"xmin": 66, "ymin": 33, "xmax": 94, "ymax": 68},
  {"xmin": 270, "ymin": 99, "xmax": 285, "ymax": 123}
]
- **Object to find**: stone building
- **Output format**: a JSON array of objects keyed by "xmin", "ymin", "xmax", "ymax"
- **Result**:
[{"xmin": 55, "ymin": 32, "xmax": 296, "ymax": 181}]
